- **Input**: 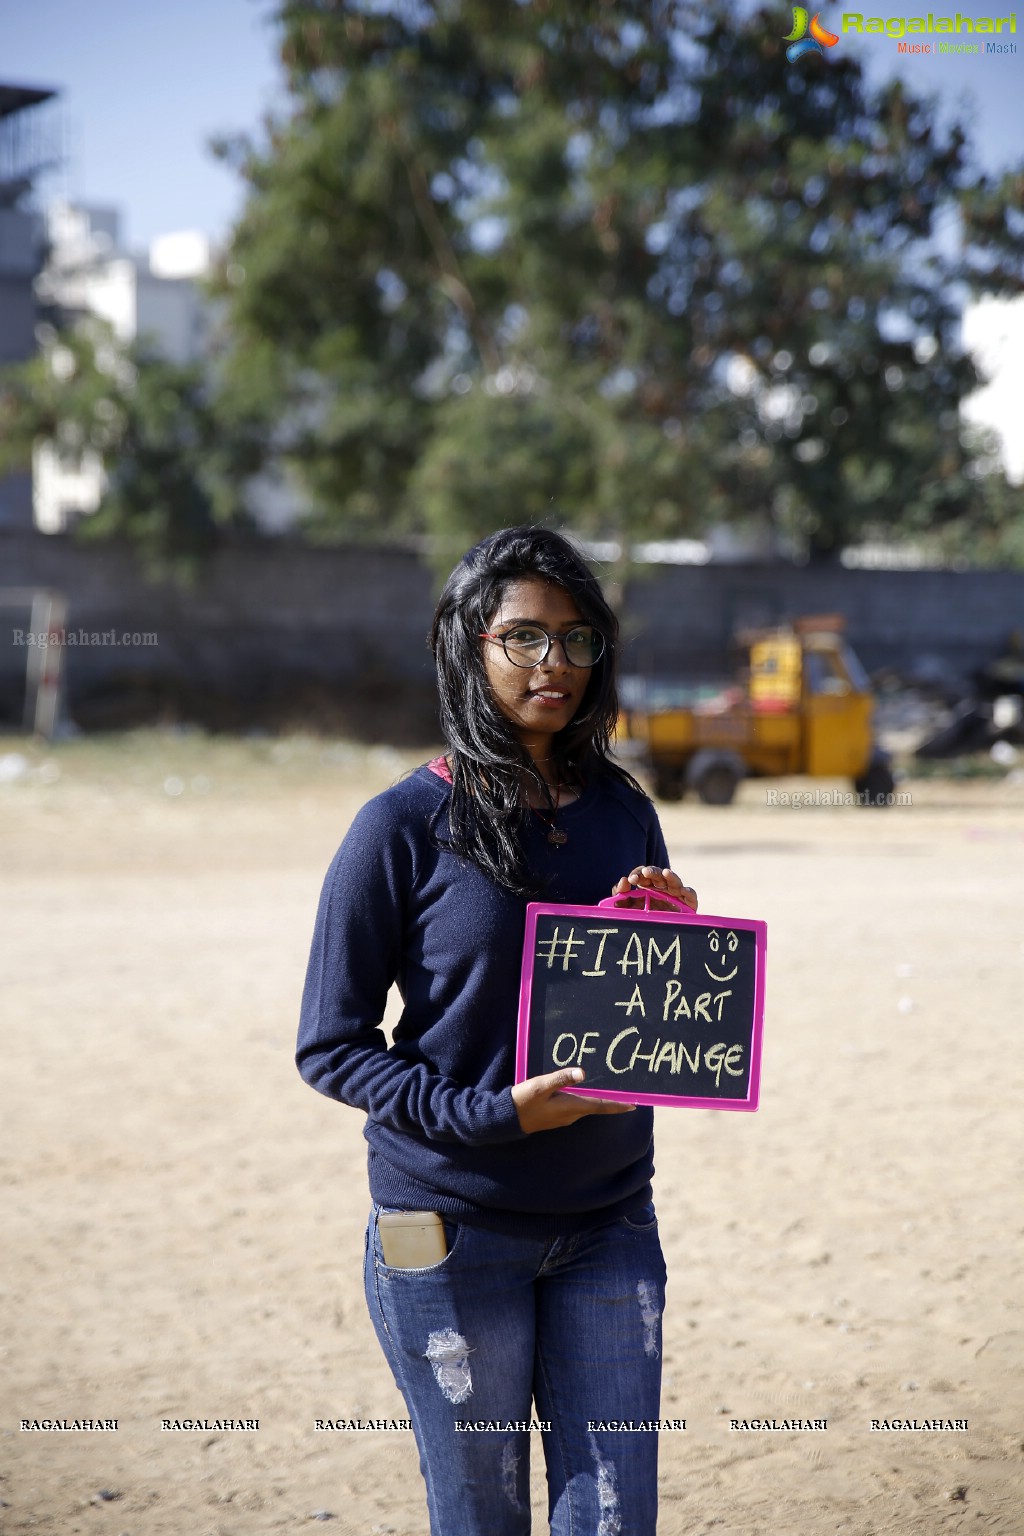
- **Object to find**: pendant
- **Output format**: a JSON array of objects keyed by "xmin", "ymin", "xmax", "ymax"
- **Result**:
[{"xmin": 547, "ymin": 826, "xmax": 568, "ymax": 846}]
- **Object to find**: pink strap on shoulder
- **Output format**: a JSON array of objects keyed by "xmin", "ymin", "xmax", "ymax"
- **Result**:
[{"xmin": 427, "ymin": 755, "xmax": 453, "ymax": 783}]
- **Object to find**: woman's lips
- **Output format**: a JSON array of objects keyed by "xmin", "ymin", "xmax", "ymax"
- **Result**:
[{"xmin": 528, "ymin": 688, "xmax": 573, "ymax": 709}]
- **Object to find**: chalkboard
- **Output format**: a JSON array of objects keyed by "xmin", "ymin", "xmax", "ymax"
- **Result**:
[{"xmin": 515, "ymin": 889, "xmax": 767, "ymax": 1111}]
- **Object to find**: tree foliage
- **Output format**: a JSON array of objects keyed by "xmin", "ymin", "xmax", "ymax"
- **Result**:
[
  {"xmin": 0, "ymin": 320, "xmax": 265, "ymax": 574},
  {"xmin": 215, "ymin": 0, "xmax": 1022, "ymax": 558}
]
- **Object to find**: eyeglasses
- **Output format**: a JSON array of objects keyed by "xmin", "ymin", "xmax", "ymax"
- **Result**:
[{"xmin": 479, "ymin": 623, "xmax": 607, "ymax": 669}]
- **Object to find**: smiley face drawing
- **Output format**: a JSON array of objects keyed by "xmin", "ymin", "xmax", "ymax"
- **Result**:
[{"xmin": 705, "ymin": 929, "xmax": 739, "ymax": 982}]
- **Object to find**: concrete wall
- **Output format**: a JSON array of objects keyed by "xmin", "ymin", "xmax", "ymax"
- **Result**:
[
  {"xmin": 2, "ymin": 529, "xmax": 1022, "ymax": 734},
  {"xmin": 619, "ymin": 562, "xmax": 1024, "ymax": 683},
  {"xmin": 0, "ymin": 532, "xmax": 440, "ymax": 735}
]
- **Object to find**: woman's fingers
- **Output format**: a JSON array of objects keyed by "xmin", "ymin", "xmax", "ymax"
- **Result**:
[
  {"xmin": 511, "ymin": 1069, "xmax": 635, "ymax": 1134},
  {"xmin": 612, "ymin": 867, "xmax": 698, "ymax": 911}
]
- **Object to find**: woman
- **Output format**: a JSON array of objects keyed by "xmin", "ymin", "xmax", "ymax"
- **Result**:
[{"xmin": 297, "ymin": 526, "xmax": 696, "ymax": 1534}]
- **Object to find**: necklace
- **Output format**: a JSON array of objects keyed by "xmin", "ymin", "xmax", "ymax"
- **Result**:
[{"xmin": 532, "ymin": 778, "xmax": 568, "ymax": 846}]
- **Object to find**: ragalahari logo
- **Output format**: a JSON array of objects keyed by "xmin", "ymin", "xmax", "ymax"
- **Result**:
[{"xmin": 784, "ymin": 7, "xmax": 840, "ymax": 61}]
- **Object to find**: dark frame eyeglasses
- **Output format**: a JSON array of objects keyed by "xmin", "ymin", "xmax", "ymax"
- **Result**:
[{"xmin": 479, "ymin": 624, "xmax": 607, "ymax": 669}]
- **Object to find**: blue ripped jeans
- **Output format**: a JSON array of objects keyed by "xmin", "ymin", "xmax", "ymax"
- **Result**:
[{"xmin": 363, "ymin": 1202, "xmax": 667, "ymax": 1536}]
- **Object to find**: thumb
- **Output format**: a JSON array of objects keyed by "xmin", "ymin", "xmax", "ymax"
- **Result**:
[{"xmin": 536, "ymin": 1067, "xmax": 585, "ymax": 1096}]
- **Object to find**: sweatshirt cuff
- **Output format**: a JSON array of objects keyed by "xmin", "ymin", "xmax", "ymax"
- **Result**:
[{"xmin": 476, "ymin": 1087, "xmax": 527, "ymax": 1143}]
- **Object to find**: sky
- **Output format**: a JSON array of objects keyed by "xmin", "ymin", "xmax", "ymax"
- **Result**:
[
  {"xmin": 2, "ymin": 0, "xmax": 285, "ymax": 251},
  {"xmin": 2, "ymin": 0, "xmax": 1022, "ymax": 475},
  {"xmin": 832, "ymin": 8, "xmax": 1023, "ymax": 176}
]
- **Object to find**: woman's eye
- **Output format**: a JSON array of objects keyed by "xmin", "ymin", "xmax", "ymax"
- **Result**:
[{"xmin": 506, "ymin": 628, "xmax": 545, "ymax": 647}]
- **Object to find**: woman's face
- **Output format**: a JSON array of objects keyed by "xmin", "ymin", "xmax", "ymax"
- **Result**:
[{"xmin": 480, "ymin": 576, "xmax": 593, "ymax": 757}]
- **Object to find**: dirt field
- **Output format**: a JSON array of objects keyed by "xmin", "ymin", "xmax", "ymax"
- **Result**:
[{"xmin": 2, "ymin": 730, "xmax": 1022, "ymax": 1535}]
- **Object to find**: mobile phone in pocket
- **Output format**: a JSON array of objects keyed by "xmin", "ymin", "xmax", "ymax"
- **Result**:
[{"xmin": 377, "ymin": 1209, "xmax": 448, "ymax": 1268}]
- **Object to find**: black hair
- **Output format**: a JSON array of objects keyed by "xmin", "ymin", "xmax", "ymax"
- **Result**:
[{"xmin": 429, "ymin": 524, "xmax": 644, "ymax": 896}]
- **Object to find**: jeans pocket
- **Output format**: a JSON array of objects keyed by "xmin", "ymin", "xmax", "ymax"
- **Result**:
[
  {"xmin": 620, "ymin": 1200, "xmax": 658, "ymax": 1232},
  {"xmin": 372, "ymin": 1207, "xmax": 463, "ymax": 1273}
]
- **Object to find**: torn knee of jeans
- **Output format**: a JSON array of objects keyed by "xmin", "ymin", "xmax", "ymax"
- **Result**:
[
  {"xmin": 588, "ymin": 1432, "xmax": 622, "ymax": 1536},
  {"xmin": 423, "ymin": 1327, "xmax": 474, "ymax": 1404},
  {"xmin": 636, "ymin": 1278, "xmax": 661, "ymax": 1359}
]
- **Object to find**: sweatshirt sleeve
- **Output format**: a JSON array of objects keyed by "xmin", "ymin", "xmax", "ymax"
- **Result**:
[{"xmin": 296, "ymin": 793, "xmax": 525, "ymax": 1147}]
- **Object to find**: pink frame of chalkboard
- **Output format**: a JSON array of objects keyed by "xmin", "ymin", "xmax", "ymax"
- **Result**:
[{"xmin": 515, "ymin": 890, "xmax": 767, "ymax": 1111}]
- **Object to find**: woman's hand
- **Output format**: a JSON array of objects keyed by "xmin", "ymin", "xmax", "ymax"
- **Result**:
[
  {"xmin": 611, "ymin": 866, "xmax": 698, "ymax": 911},
  {"xmin": 511, "ymin": 1069, "xmax": 635, "ymax": 1134}
]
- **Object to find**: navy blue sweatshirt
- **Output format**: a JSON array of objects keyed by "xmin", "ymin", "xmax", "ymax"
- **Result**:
[{"xmin": 297, "ymin": 763, "xmax": 670, "ymax": 1236}]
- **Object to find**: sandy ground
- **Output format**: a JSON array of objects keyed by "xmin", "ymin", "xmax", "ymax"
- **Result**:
[{"xmin": 1, "ymin": 731, "xmax": 1023, "ymax": 1535}]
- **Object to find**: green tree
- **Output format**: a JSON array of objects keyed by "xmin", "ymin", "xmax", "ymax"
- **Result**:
[
  {"xmin": 0, "ymin": 320, "xmax": 265, "ymax": 573},
  {"xmin": 211, "ymin": 0, "xmax": 1024, "ymax": 559}
]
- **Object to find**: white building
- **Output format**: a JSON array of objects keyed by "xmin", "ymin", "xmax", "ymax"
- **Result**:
[
  {"xmin": 33, "ymin": 199, "xmax": 307, "ymax": 536},
  {"xmin": 32, "ymin": 201, "xmax": 213, "ymax": 532}
]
